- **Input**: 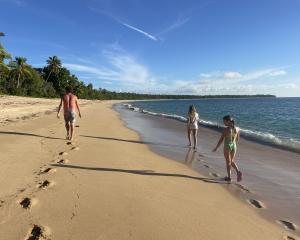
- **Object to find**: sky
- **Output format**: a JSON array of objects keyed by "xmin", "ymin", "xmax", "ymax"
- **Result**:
[{"xmin": 1, "ymin": 0, "xmax": 300, "ymax": 96}]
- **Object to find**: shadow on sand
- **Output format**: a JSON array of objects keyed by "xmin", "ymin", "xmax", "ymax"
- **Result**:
[
  {"xmin": 0, "ymin": 131, "xmax": 65, "ymax": 140},
  {"xmin": 51, "ymin": 163, "xmax": 228, "ymax": 184},
  {"xmin": 81, "ymin": 135, "xmax": 187, "ymax": 149}
]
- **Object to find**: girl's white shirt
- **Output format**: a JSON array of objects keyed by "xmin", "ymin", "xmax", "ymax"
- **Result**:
[{"xmin": 187, "ymin": 112, "xmax": 199, "ymax": 129}]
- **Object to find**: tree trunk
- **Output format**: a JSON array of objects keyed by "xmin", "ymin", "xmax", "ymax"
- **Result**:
[
  {"xmin": 17, "ymin": 72, "xmax": 20, "ymax": 88},
  {"xmin": 46, "ymin": 70, "xmax": 52, "ymax": 82}
]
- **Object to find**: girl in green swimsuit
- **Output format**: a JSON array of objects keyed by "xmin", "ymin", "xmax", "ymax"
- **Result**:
[{"xmin": 213, "ymin": 115, "xmax": 242, "ymax": 182}]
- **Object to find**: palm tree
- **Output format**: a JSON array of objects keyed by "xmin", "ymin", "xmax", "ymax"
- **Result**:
[
  {"xmin": 45, "ymin": 56, "xmax": 61, "ymax": 81},
  {"xmin": 0, "ymin": 46, "xmax": 11, "ymax": 70},
  {"xmin": 0, "ymin": 32, "xmax": 11, "ymax": 78},
  {"xmin": 9, "ymin": 57, "xmax": 31, "ymax": 88},
  {"xmin": 0, "ymin": 60, "xmax": 10, "ymax": 75}
]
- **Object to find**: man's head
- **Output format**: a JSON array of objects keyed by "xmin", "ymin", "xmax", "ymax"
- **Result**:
[{"xmin": 65, "ymin": 86, "xmax": 72, "ymax": 93}]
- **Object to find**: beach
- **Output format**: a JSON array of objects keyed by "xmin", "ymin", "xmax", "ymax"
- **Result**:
[
  {"xmin": 0, "ymin": 96, "xmax": 296, "ymax": 240},
  {"xmin": 117, "ymin": 102, "xmax": 300, "ymax": 231}
]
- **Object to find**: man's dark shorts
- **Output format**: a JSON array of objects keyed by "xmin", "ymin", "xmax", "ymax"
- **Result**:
[{"xmin": 64, "ymin": 110, "xmax": 76, "ymax": 124}]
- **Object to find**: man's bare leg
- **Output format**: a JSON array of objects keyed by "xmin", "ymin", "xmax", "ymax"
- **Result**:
[
  {"xmin": 69, "ymin": 122, "xmax": 75, "ymax": 141},
  {"xmin": 65, "ymin": 122, "xmax": 70, "ymax": 140}
]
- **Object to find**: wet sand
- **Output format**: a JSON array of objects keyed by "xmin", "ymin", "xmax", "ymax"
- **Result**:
[
  {"xmin": 117, "ymin": 104, "xmax": 300, "ymax": 237},
  {"xmin": 0, "ymin": 98, "xmax": 295, "ymax": 239}
]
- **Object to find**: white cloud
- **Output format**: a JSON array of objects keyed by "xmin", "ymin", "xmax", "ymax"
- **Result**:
[
  {"xmin": 196, "ymin": 68, "xmax": 288, "ymax": 86},
  {"xmin": 64, "ymin": 44, "xmax": 298, "ymax": 96},
  {"xmin": 103, "ymin": 49, "xmax": 154, "ymax": 83},
  {"xmin": 64, "ymin": 63, "xmax": 119, "ymax": 78},
  {"xmin": 65, "ymin": 47, "xmax": 157, "ymax": 85},
  {"xmin": 268, "ymin": 70, "xmax": 287, "ymax": 77},
  {"xmin": 165, "ymin": 67, "xmax": 293, "ymax": 95},
  {"xmin": 223, "ymin": 71, "xmax": 242, "ymax": 79},
  {"xmin": 199, "ymin": 73, "xmax": 212, "ymax": 78}
]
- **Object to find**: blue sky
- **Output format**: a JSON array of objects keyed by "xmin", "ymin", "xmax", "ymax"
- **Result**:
[{"xmin": 1, "ymin": 0, "xmax": 300, "ymax": 96}]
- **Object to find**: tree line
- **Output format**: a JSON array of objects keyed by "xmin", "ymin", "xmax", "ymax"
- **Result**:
[{"xmin": 0, "ymin": 32, "xmax": 275, "ymax": 100}]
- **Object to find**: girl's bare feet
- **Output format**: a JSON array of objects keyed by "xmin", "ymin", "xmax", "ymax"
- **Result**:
[
  {"xmin": 237, "ymin": 171, "xmax": 242, "ymax": 182},
  {"xmin": 224, "ymin": 176, "xmax": 232, "ymax": 182}
]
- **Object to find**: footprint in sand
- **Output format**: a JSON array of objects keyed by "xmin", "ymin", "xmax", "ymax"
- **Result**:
[
  {"xmin": 204, "ymin": 164, "xmax": 211, "ymax": 169},
  {"xmin": 26, "ymin": 224, "xmax": 50, "ymax": 240},
  {"xmin": 75, "ymin": 125, "xmax": 80, "ymax": 128},
  {"xmin": 278, "ymin": 220, "xmax": 297, "ymax": 231},
  {"xmin": 44, "ymin": 110, "xmax": 53, "ymax": 115},
  {"xmin": 39, "ymin": 168, "xmax": 56, "ymax": 175},
  {"xmin": 19, "ymin": 197, "xmax": 31, "ymax": 209},
  {"xmin": 248, "ymin": 199, "xmax": 264, "ymax": 209},
  {"xmin": 59, "ymin": 151, "xmax": 68, "ymax": 156},
  {"xmin": 19, "ymin": 197, "xmax": 38, "ymax": 209},
  {"xmin": 0, "ymin": 200, "xmax": 4, "ymax": 207},
  {"xmin": 57, "ymin": 159, "xmax": 69, "ymax": 164},
  {"xmin": 38, "ymin": 180, "xmax": 52, "ymax": 189},
  {"xmin": 286, "ymin": 236, "xmax": 297, "ymax": 240},
  {"xmin": 71, "ymin": 146, "xmax": 80, "ymax": 151},
  {"xmin": 235, "ymin": 184, "xmax": 251, "ymax": 193},
  {"xmin": 209, "ymin": 172, "xmax": 220, "ymax": 177}
]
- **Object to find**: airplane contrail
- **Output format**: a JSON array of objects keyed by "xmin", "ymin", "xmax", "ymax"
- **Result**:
[{"xmin": 121, "ymin": 22, "xmax": 158, "ymax": 41}]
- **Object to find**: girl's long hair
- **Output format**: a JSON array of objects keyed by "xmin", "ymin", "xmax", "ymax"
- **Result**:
[{"xmin": 188, "ymin": 105, "xmax": 197, "ymax": 119}]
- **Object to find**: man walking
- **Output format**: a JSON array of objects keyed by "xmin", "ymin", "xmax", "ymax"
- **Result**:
[{"xmin": 57, "ymin": 87, "xmax": 82, "ymax": 141}]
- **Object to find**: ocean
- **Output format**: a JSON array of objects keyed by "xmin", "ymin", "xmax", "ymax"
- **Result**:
[{"xmin": 124, "ymin": 97, "xmax": 300, "ymax": 153}]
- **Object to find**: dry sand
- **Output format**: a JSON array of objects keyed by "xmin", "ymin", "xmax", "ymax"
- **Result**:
[
  {"xmin": 0, "ymin": 95, "xmax": 91, "ymax": 126},
  {"xmin": 0, "ymin": 96, "xmax": 296, "ymax": 240}
]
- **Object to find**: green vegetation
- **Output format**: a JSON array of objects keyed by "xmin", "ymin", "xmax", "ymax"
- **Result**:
[{"xmin": 0, "ymin": 32, "xmax": 275, "ymax": 100}]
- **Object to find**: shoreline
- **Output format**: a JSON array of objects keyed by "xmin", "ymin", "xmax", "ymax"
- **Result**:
[
  {"xmin": 116, "ymin": 102, "xmax": 300, "ymax": 237},
  {"xmin": 0, "ymin": 97, "xmax": 296, "ymax": 239},
  {"xmin": 123, "ymin": 100, "xmax": 300, "ymax": 154}
]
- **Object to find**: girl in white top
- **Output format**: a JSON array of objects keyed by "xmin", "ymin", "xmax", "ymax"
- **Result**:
[{"xmin": 187, "ymin": 105, "xmax": 199, "ymax": 149}]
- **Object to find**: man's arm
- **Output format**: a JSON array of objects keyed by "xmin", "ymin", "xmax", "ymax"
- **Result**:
[
  {"xmin": 76, "ymin": 98, "xmax": 81, "ymax": 118},
  {"xmin": 57, "ymin": 97, "xmax": 63, "ymax": 118}
]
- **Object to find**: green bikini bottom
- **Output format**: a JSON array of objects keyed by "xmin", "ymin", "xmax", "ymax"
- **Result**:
[{"xmin": 225, "ymin": 142, "xmax": 236, "ymax": 152}]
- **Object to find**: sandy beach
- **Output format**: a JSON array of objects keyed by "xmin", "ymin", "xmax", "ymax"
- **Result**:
[{"xmin": 0, "ymin": 97, "xmax": 295, "ymax": 240}]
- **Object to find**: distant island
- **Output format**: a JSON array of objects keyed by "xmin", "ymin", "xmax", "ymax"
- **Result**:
[{"xmin": 0, "ymin": 32, "xmax": 275, "ymax": 101}]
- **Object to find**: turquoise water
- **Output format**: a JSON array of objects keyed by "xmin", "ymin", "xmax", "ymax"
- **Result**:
[{"xmin": 126, "ymin": 98, "xmax": 300, "ymax": 153}]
